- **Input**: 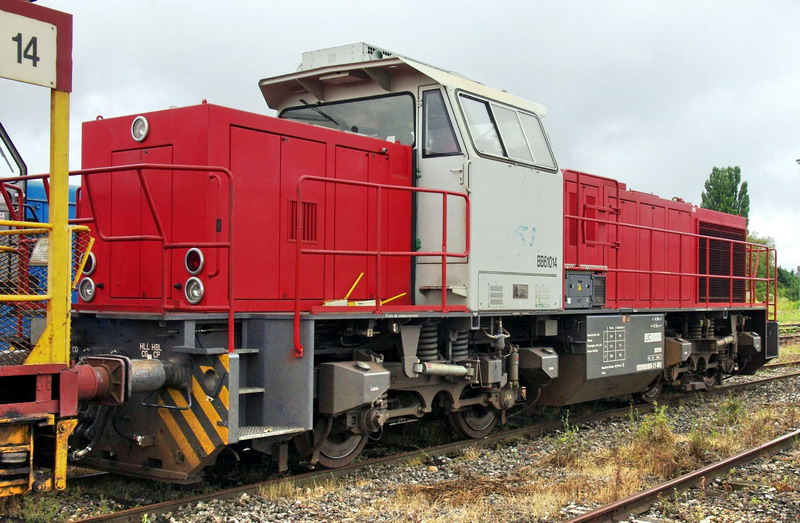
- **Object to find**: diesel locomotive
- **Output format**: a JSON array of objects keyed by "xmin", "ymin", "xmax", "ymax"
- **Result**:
[{"xmin": 2, "ymin": 41, "xmax": 780, "ymax": 488}]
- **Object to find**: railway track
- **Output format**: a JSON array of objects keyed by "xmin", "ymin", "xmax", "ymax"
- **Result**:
[
  {"xmin": 779, "ymin": 323, "xmax": 800, "ymax": 346},
  {"xmin": 780, "ymin": 333, "xmax": 800, "ymax": 345},
  {"xmin": 568, "ymin": 428, "xmax": 800, "ymax": 522},
  {"xmin": 74, "ymin": 364, "xmax": 800, "ymax": 522}
]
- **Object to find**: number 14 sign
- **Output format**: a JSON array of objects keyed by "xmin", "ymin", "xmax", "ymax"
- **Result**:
[{"xmin": 0, "ymin": 9, "xmax": 57, "ymax": 88}]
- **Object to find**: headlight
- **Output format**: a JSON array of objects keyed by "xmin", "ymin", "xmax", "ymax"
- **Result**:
[
  {"xmin": 82, "ymin": 252, "xmax": 97, "ymax": 276},
  {"xmin": 185, "ymin": 248, "xmax": 204, "ymax": 275},
  {"xmin": 78, "ymin": 278, "xmax": 96, "ymax": 302},
  {"xmin": 131, "ymin": 116, "xmax": 149, "ymax": 142},
  {"xmin": 184, "ymin": 277, "xmax": 204, "ymax": 304}
]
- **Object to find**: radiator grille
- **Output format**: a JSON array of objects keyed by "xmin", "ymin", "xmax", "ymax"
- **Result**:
[{"xmin": 698, "ymin": 221, "xmax": 746, "ymax": 302}]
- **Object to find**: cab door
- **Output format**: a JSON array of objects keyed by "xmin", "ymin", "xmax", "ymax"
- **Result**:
[{"xmin": 414, "ymin": 86, "xmax": 469, "ymax": 303}]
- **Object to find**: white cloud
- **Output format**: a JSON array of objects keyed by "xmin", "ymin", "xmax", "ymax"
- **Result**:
[{"xmin": 2, "ymin": 0, "xmax": 798, "ymax": 270}]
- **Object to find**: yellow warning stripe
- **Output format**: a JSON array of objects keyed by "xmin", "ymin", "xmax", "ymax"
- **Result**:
[
  {"xmin": 169, "ymin": 386, "xmax": 216, "ymax": 457},
  {"xmin": 219, "ymin": 385, "xmax": 229, "ymax": 410},
  {"xmin": 191, "ymin": 377, "xmax": 228, "ymax": 442},
  {"xmin": 219, "ymin": 353, "xmax": 229, "ymax": 372},
  {"xmin": 157, "ymin": 406, "xmax": 200, "ymax": 468}
]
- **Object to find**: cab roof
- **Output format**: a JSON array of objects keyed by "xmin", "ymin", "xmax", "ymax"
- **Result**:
[{"xmin": 259, "ymin": 45, "xmax": 548, "ymax": 117}]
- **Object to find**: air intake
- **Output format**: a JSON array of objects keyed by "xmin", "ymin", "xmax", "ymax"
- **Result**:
[
  {"xmin": 593, "ymin": 275, "xmax": 606, "ymax": 307},
  {"xmin": 299, "ymin": 43, "xmax": 396, "ymax": 71},
  {"xmin": 698, "ymin": 222, "xmax": 746, "ymax": 303},
  {"xmin": 289, "ymin": 201, "xmax": 318, "ymax": 243}
]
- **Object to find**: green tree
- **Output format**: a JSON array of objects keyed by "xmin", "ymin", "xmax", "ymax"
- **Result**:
[
  {"xmin": 777, "ymin": 266, "xmax": 799, "ymax": 301},
  {"xmin": 701, "ymin": 166, "xmax": 750, "ymax": 224},
  {"xmin": 746, "ymin": 231, "xmax": 799, "ymax": 302},
  {"xmin": 747, "ymin": 231, "xmax": 775, "ymax": 301}
]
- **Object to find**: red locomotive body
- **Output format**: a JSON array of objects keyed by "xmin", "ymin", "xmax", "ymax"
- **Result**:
[
  {"xmin": 0, "ymin": 20, "xmax": 782, "ymax": 494},
  {"xmin": 56, "ymin": 44, "xmax": 779, "ymax": 482},
  {"xmin": 77, "ymin": 103, "xmax": 413, "ymax": 314},
  {"xmin": 563, "ymin": 169, "xmax": 751, "ymax": 310}
]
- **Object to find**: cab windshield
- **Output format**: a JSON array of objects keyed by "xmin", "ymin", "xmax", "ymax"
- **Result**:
[{"xmin": 280, "ymin": 93, "xmax": 415, "ymax": 146}]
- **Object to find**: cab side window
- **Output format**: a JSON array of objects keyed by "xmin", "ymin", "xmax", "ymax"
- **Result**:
[
  {"xmin": 422, "ymin": 90, "xmax": 461, "ymax": 157},
  {"xmin": 492, "ymin": 105, "xmax": 532, "ymax": 162},
  {"xmin": 519, "ymin": 113, "xmax": 556, "ymax": 170},
  {"xmin": 458, "ymin": 93, "xmax": 557, "ymax": 171},
  {"xmin": 460, "ymin": 96, "xmax": 504, "ymax": 157}
]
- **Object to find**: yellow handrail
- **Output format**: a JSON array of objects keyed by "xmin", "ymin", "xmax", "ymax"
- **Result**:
[{"xmin": 0, "ymin": 219, "xmax": 53, "ymax": 229}]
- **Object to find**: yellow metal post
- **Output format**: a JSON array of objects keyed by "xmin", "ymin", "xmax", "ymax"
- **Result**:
[
  {"xmin": 25, "ymin": 89, "xmax": 71, "ymax": 365},
  {"xmin": 53, "ymin": 418, "xmax": 77, "ymax": 491}
]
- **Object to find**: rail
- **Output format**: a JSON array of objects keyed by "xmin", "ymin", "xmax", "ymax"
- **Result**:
[
  {"xmin": 72, "ymin": 364, "xmax": 800, "ymax": 522},
  {"xmin": 565, "ymin": 193, "xmax": 777, "ymax": 319},
  {"xmin": 293, "ymin": 175, "xmax": 470, "ymax": 358},
  {"xmin": 0, "ymin": 165, "xmax": 237, "ymax": 353},
  {"xmin": 570, "ymin": 427, "xmax": 800, "ymax": 522}
]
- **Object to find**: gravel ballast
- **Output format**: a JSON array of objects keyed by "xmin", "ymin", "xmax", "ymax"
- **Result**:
[
  {"xmin": 152, "ymin": 373, "xmax": 800, "ymax": 522},
  {"xmin": 4, "ymin": 363, "xmax": 798, "ymax": 521}
]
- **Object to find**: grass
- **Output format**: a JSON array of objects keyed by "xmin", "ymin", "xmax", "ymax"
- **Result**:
[
  {"xmin": 777, "ymin": 343, "xmax": 800, "ymax": 364},
  {"xmin": 629, "ymin": 404, "xmax": 680, "ymax": 477},
  {"xmin": 460, "ymin": 446, "xmax": 482, "ymax": 461},
  {"xmin": 242, "ymin": 395, "xmax": 800, "ymax": 523},
  {"xmin": 773, "ymin": 297, "xmax": 800, "ymax": 363},
  {"xmin": 777, "ymin": 297, "xmax": 800, "ymax": 324},
  {"xmin": 12, "ymin": 391, "xmax": 793, "ymax": 523},
  {"xmin": 0, "ymin": 470, "xmax": 212, "ymax": 522},
  {"xmin": 715, "ymin": 395, "xmax": 746, "ymax": 426},
  {"xmin": 257, "ymin": 477, "xmax": 338, "ymax": 501},
  {"xmin": 1, "ymin": 493, "xmax": 62, "ymax": 523},
  {"xmin": 544, "ymin": 416, "xmax": 585, "ymax": 468},
  {"xmin": 373, "ymin": 398, "xmax": 800, "ymax": 522}
]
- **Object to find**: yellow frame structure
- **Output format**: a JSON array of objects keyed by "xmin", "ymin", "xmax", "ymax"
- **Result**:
[
  {"xmin": 0, "ymin": 0, "xmax": 77, "ymax": 497},
  {"xmin": 23, "ymin": 90, "xmax": 72, "ymax": 365}
]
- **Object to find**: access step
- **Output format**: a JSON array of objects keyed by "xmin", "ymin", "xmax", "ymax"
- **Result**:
[
  {"xmin": 174, "ymin": 346, "xmax": 260, "ymax": 355},
  {"xmin": 238, "ymin": 387, "xmax": 265, "ymax": 395},
  {"xmin": 238, "ymin": 426, "xmax": 307, "ymax": 441}
]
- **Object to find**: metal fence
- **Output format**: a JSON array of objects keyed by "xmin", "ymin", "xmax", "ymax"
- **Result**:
[{"xmin": 0, "ymin": 223, "xmax": 91, "ymax": 365}]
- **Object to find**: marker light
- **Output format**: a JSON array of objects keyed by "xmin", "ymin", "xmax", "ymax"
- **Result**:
[
  {"xmin": 184, "ymin": 277, "xmax": 204, "ymax": 304},
  {"xmin": 78, "ymin": 278, "xmax": 96, "ymax": 302},
  {"xmin": 131, "ymin": 116, "xmax": 149, "ymax": 142},
  {"xmin": 82, "ymin": 252, "xmax": 97, "ymax": 276},
  {"xmin": 185, "ymin": 248, "xmax": 204, "ymax": 275}
]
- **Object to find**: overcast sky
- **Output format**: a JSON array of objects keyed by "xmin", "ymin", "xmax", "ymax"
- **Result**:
[{"xmin": 2, "ymin": 0, "xmax": 799, "ymax": 271}]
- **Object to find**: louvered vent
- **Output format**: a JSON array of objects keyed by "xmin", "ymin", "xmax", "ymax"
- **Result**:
[
  {"xmin": 288, "ymin": 201, "xmax": 318, "ymax": 243},
  {"xmin": 593, "ymin": 275, "xmax": 606, "ymax": 306},
  {"xmin": 698, "ymin": 221, "xmax": 746, "ymax": 302},
  {"xmin": 488, "ymin": 284, "xmax": 504, "ymax": 308}
]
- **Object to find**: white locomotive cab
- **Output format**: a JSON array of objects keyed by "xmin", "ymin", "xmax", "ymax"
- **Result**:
[
  {"xmin": 450, "ymin": 92, "xmax": 562, "ymax": 311},
  {"xmin": 260, "ymin": 43, "xmax": 564, "ymax": 312}
]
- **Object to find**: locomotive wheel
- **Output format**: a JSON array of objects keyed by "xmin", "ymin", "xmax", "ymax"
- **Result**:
[
  {"xmin": 641, "ymin": 378, "xmax": 663, "ymax": 403},
  {"xmin": 448, "ymin": 405, "xmax": 498, "ymax": 439},
  {"xmin": 702, "ymin": 370, "xmax": 719, "ymax": 388},
  {"xmin": 294, "ymin": 417, "xmax": 368, "ymax": 469}
]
